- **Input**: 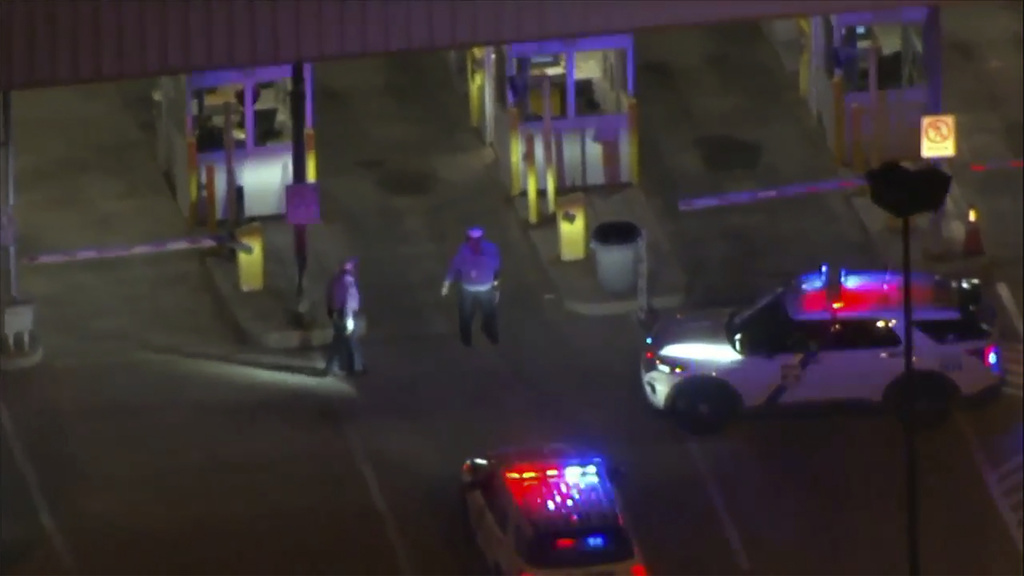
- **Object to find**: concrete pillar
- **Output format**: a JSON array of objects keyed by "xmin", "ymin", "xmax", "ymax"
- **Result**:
[{"xmin": 0, "ymin": 91, "xmax": 44, "ymax": 371}]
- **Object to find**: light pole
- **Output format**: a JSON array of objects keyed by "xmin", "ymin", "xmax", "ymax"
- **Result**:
[
  {"xmin": 290, "ymin": 62, "xmax": 309, "ymax": 325},
  {"xmin": 866, "ymin": 160, "xmax": 952, "ymax": 576}
]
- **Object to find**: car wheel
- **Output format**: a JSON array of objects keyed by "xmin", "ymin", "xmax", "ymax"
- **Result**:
[
  {"xmin": 671, "ymin": 379, "xmax": 739, "ymax": 435},
  {"xmin": 884, "ymin": 372, "xmax": 957, "ymax": 427}
]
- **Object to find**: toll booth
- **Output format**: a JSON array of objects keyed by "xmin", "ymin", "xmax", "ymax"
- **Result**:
[
  {"xmin": 462, "ymin": 34, "xmax": 637, "ymax": 200},
  {"xmin": 813, "ymin": 7, "xmax": 938, "ymax": 168},
  {"xmin": 154, "ymin": 65, "xmax": 315, "ymax": 223}
]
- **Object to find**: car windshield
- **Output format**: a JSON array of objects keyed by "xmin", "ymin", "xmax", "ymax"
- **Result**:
[{"xmin": 524, "ymin": 526, "xmax": 636, "ymax": 569}]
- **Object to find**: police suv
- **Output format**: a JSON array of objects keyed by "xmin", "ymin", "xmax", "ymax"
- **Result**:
[
  {"xmin": 461, "ymin": 444, "xmax": 647, "ymax": 576},
  {"xmin": 641, "ymin": 266, "xmax": 1004, "ymax": 433}
]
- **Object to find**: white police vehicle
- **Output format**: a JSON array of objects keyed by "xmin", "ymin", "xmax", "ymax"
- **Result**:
[
  {"xmin": 461, "ymin": 444, "xmax": 647, "ymax": 576},
  {"xmin": 641, "ymin": 266, "xmax": 1004, "ymax": 433}
]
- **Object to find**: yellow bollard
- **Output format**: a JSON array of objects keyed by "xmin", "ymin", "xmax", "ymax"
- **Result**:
[
  {"xmin": 186, "ymin": 137, "xmax": 199, "ymax": 228},
  {"xmin": 627, "ymin": 97, "xmax": 640, "ymax": 185},
  {"xmin": 509, "ymin": 108, "xmax": 522, "ymax": 197},
  {"xmin": 797, "ymin": 18, "xmax": 811, "ymax": 98},
  {"xmin": 524, "ymin": 136, "xmax": 539, "ymax": 224},
  {"xmin": 304, "ymin": 128, "xmax": 317, "ymax": 183},
  {"xmin": 235, "ymin": 221, "xmax": 265, "ymax": 293},
  {"xmin": 204, "ymin": 164, "xmax": 217, "ymax": 233},
  {"xmin": 556, "ymin": 192, "xmax": 587, "ymax": 261}
]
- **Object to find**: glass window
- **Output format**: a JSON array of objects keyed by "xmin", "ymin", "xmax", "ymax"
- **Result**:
[
  {"xmin": 819, "ymin": 320, "xmax": 903, "ymax": 350},
  {"xmin": 249, "ymin": 80, "xmax": 292, "ymax": 149},
  {"xmin": 191, "ymin": 85, "xmax": 245, "ymax": 153},
  {"xmin": 915, "ymin": 319, "xmax": 991, "ymax": 345}
]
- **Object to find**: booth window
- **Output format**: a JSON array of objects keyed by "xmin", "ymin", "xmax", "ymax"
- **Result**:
[
  {"xmin": 192, "ymin": 85, "xmax": 245, "ymax": 153},
  {"xmin": 574, "ymin": 49, "xmax": 628, "ymax": 116},
  {"xmin": 842, "ymin": 24, "xmax": 916, "ymax": 92},
  {"xmin": 249, "ymin": 81, "xmax": 292, "ymax": 149}
]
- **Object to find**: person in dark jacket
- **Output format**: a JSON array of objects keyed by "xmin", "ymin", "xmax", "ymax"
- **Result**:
[{"xmin": 324, "ymin": 259, "xmax": 365, "ymax": 376}]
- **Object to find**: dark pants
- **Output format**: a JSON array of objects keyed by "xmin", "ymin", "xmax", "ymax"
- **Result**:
[
  {"xmin": 458, "ymin": 287, "xmax": 498, "ymax": 346},
  {"xmin": 324, "ymin": 318, "xmax": 364, "ymax": 374}
]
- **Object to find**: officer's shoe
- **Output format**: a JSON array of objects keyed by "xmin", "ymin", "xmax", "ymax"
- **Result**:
[{"xmin": 347, "ymin": 368, "xmax": 368, "ymax": 378}]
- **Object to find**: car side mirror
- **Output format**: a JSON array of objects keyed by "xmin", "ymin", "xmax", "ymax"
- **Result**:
[{"xmin": 461, "ymin": 459, "xmax": 489, "ymax": 489}]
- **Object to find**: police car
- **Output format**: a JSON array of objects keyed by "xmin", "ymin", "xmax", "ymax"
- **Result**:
[
  {"xmin": 641, "ymin": 266, "xmax": 1004, "ymax": 433},
  {"xmin": 461, "ymin": 444, "xmax": 647, "ymax": 576}
]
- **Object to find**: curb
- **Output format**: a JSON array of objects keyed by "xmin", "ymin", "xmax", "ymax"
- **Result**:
[
  {"xmin": 201, "ymin": 257, "xmax": 332, "ymax": 350},
  {"xmin": 563, "ymin": 293, "xmax": 685, "ymax": 317},
  {"xmin": 0, "ymin": 344, "xmax": 44, "ymax": 371}
]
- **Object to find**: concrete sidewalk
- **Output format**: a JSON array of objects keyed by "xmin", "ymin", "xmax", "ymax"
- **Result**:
[
  {"xmin": 514, "ymin": 187, "xmax": 686, "ymax": 316},
  {"xmin": 203, "ymin": 222, "xmax": 334, "ymax": 350},
  {"xmin": 5, "ymin": 80, "xmax": 243, "ymax": 363}
]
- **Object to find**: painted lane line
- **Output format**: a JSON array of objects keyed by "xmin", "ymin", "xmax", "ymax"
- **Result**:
[
  {"xmin": 686, "ymin": 441, "xmax": 751, "ymax": 572},
  {"xmin": 955, "ymin": 413, "xmax": 1023, "ymax": 552},
  {"xmin": 0, "ymin": 400, "xmax": 78, "ymax": 574},
  {"xmin": 1003, "ymin": 387, "xmax": 1023, "ymax": 397},
  {"xmin": 343, "ymin": 426, "xmax": 416, "ymax": 576},
  {"xmin": 996, "ymin": 282, "xmax": 1024, "ymax": 338}
]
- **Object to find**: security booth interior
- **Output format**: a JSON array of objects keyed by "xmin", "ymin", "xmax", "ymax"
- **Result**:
[
  {"xmin": 799, "ymin": 7, "xmax": 937, "ymax": 169},
  {"xmin": 464, "ymin": 34, "xmax": 638, "ymax": 202},
  {"xmin": 153, "ymin": 65, "xmax": 315, "ymax": 223}
]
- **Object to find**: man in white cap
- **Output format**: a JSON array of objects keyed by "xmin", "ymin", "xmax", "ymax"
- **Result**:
[
  {"xmin": 324, "ymin": 259, "xmax": 365, "ymax": 376},
  {"xmin": 442, "ymin": 227, "xmax": 501, "ymax": 347}
]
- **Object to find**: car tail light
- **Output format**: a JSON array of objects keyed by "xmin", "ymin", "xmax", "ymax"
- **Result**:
[
  {"xmin": 967, "ymin": 344, "xmax": 1000, "ymax": 374},
  {"xmin": 630, "ymin": 563, "xmax": 649, "ymax": 576}
]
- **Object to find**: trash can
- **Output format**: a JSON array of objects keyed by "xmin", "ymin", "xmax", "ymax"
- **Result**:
[{"xmin": 590, "ymin": 220, "xmax": 642, "ymax": 294}]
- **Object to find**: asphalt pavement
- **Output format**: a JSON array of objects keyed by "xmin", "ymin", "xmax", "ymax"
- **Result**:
[
  {"xmin": 634, "ymin": 22, "xmax": 885, "ymax": 308},
  {"xmin": 2, "ymin": 16, "xmax": 1022, "ymax": 576}
]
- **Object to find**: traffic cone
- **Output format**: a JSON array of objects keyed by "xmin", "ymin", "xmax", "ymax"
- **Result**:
[{"xmin": 962, "ymin": 206, "xmax": 985, "ymax": 258}]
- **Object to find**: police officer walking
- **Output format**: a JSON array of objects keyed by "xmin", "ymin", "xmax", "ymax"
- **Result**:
[
  {"xmin": 442, "ymin": 227, "xmax": 501, "ymax": 347},
  {"xmin": 324, "ymin": 259, "xmax": 366, "ymax": 377}
]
